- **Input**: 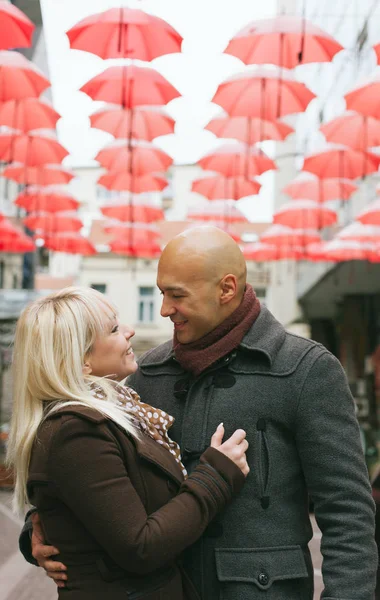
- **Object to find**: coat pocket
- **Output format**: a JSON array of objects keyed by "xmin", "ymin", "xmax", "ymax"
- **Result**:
[{"xmin": 215, "ymin": 546, "xmax": 311, "ymax": 599}]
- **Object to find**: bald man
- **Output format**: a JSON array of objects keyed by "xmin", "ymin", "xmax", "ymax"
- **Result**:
[{"xmin": 23, "ymin": 227, "xmax": 376, "ymax": 599}]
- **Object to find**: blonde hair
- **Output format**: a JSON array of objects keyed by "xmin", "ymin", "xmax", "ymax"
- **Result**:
[{"xmin": 6, "ymin": 286, "xmax": 139, "ymax": 514}]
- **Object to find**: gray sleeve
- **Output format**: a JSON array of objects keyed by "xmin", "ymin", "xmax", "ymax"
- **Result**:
[
  {"xmin": 19, "ymin": 509, "xmax": 38, "ymax": 566},
  {"xmin": 295, "ymin": 350, "xmax": 377, "ymax": 600}
]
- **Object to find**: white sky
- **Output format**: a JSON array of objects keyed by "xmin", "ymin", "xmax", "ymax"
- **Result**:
[{"xmin": 40, "ymin": 0, "xmax": 278, "ymax": 221}]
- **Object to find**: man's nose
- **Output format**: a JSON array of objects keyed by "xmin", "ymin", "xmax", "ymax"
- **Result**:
[{"xmin": 160, "ymin": 296, "xmax": 175, "ymax": 318}]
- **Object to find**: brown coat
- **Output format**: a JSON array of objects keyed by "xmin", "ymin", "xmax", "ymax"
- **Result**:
[{"xmin": 27, "ymin": 405, "xmax": 244, "ymax": 600}]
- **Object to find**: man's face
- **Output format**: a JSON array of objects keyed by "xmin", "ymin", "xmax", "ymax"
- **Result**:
[{"xmin": 157, "ymin": 261, "xmax": 223, "ymax": 344}]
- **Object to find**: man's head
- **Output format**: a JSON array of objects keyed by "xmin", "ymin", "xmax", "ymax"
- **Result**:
[{"xmin": 157, "ymin": 226, "xmax": 247, "ymax": 343}]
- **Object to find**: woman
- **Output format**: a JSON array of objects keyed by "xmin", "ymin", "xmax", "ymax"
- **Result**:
[{"xmin": 6, "ymin": 286, "xmax": 249, "ymax": 600}]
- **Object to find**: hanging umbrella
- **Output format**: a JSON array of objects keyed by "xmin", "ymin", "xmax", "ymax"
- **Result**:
[
  {"xmin": 97, "ymin": 171, "xmax": 167, "ymax": 193},
  {"xmin": 95, "ymin": 139, "xmax": 173, "ymax": 175},
  {"xmin": 0, "ymin": 51, "xmax": 50, "ymax": 101},
  {"xmin": 320, "ymin": 111, "xmax": 380, "ymax": 151},
  {"xmin": 273, "ymin": 199, "xmax": 337, "ymax": 229},
  {"xmin": 344, "ymin": 72, "xmax": 380, "ymax": 119},
  {"xmin": 3, "ymin": 163, "xmax": 75, "ymax": 185},
  {"xmin": 24, "ymin": 211, "xmax": 83, "ymax": 234},
  {"xmin": 303, "ymin": 145, "xmax": 380, "ymax": 179},
  {"xmin": 337, "ymin": 221, "xmax": 380, "ymax": 242},
  {"xmin": 90, "ymin": 105, "xmax": 175, "ymax": 140},
  {"xmin": 0, "ymin": 233, "xmax": 35, "ymax": 253},
  {"xmin": 14, "ymin": 186, "xmax": 79, "ymax": 213},
  {"xmin": 224, "ymin": 16, "xmax": 343, "ymax": 68},
  {"xmin": 0, "ymin": 98, "xmax": 60, "ymax": 133},
  {"xmin": 205, "ymin": 115, "xmax": 294, "ymax": 145},
  {"xmin": 100, "ymin": 201, "xmax": 164, "ymax": 222},
  {"xmin": 43, "ymin": 233, "xmax": 96, "ymax": 256},
  {"xmin": 0, "ymin": 219, "xmax": 22, "ymax": 240},
  {"xmin": 321, "ymin": 238, "xmax": 373, "ymax": 262},
  {"xmin": 283, "ymin": 173, "xmax": 358, "ymax": 202},
  {"xmin": 80, "ymin": 65, "xmax": 180, "ymax": 108},
  {"xmin": 243, "ymin": 241, "xmax": 305, "ymax": 261},
  {"xmin": 103, "ymin": 221, "xmax": 161, "ymax": 240},
  {"xmin": 0, "ymin": 1, "xmax": 35, "ymax": 50},
  {"xmin": 356, "ymin": 198, "xmax": 380, "ymax": 225},
  {"xmin": 109, "ymin": 238, "xmax": 162, "ymax": 258},
  {"xmin": 212, "ymin": 67, "xmax": 315, "ymax": 120},
  {"xmin": 187, "ymin": 200, "xmax": 248, "ymax": 223},
  {"xmin": 261, "ymin": 224, "xmax": 321, "ymax": 246},
  {"xmin": 198, "ymin": 142, "xmax": 276, "ymax": 177},
  {"xmin": 0, "ymin": 130, "xmax": 68, "ymax": 166},
  {"xmin": 66, "ymin": 7, "xmax": 182, "ymax": 61},
  {"xmin": 191, "ymin": 174, "xmax": 261, "ymax": 200}
]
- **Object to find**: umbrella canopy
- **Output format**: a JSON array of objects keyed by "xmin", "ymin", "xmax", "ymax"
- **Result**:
[
  {"xmin": 43, "ymin": 233, "xmax": 96, "ymax": 256},
  {"xmin": 191, "ymin": 174, "xmax": 261, "ymax": 200},
  {"xmin": 0, "ymin": 1, "xmax": 35, "ymax": 50},
  {"xmin": 261, "ymin": 224, "xmax": 321, "ymax": 246},
  {"xmin": 205, "ymin": 115, "xmax": 294, "ymax": 145},
  {"xmin": 356, "ymin": 198, "xmax": 380, "ymax": 225},
  {"xmin": 109, "ymin": 238, "xmax": 161, "ymax": 258},
  {"xmin": 0, "ymin": 219, "xmax": 22, "ymax": 239},
  {"xmin": 90, "ymin": 105, "xmax": 175, "ymax": 140},
  {"xmin": 80, "ymin": 65, "xmax": 180, "ymax": 108},
  {"xmin": 283, "ymin": 174, "xmax": 358, "ymax": 202},
  {"xmin": 187, "ymin": 200, "xmax": 248, "ymax": 223},
  {"xmin": 14, "ymin": 186, "xmax": 79, "ymax": 213},
  {"xmin": 0, "ymin": 98, "xmax": 60, "ymax": 133},
  {"xmin": 320, "ymin": 111, "xmax": 380, "ymax": 151},
  {"xmin": 0, "ymin": 233, "xmax": 35, "ymax": 253},
  {"xmin": 100, "ymin": 201, "xmax": 164, "ymax": 222},
  {"xmin": 24, "ymin": 211, "xmax": 83, "ymax": 234},
  {"xmin": 95, "ymin": 140, "xmax": 173, "ymax": 175},
  {"xmin": 344, "ymin": 72, "xmax": 380, "ymax": 119},
  {"xmin": 212, "ymin": 67, "xmax": 315, "ymax": 120},
  {"xmin": 321, "ymin": 238, "xmax": 373, "ymax": 262},
  {"xmin": 243, "ymin": 241, "xmax": 305, "ymax": 261},
  {"xmin": 337, "ymin": 221, "xmax": 380, "ymax": 242},
  {"xmin": 97, "ymin": 171, "xmax": 168, "ymax": 193},
  {"xmin": 3, "ymin": 163, "xmax": 75, "ymax": 185},
  {"xmin": 198, "ymin": 142, "xmax": 276, "ymax": 177},
  {"xmin": 0, "ymin": 130, "xmax": 68, "ymax": 166},
  {"xmin": 273, "ymin": 199, "xmax": 337, "ymax": 229},
  {"xmin": 224, "ymin": 16, "xmax": 343, "ymax": 68},
  {"xmin": 303, "ymin": 145, "xmax": 380, "ymax": 179},
  {"xmin": 66, "ymin": 7, "xmax": 182, "ymax": 60},
  {"xmin": 103, "ymin": 222, "xmax": 161, "ymax": 240},
  {"xmin": 0, "ymin": 51, "xmax": 50, "ymax": 101}
]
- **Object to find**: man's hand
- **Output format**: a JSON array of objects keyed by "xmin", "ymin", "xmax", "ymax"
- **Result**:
[{"xmin": 31, "ymin": 513, "xmax": 67, "ymax": 588}]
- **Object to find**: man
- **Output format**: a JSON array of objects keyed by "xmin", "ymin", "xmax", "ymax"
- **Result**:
[{"xmin": 22, "ymin": 227, "xmax": 377, "ymax": 598}]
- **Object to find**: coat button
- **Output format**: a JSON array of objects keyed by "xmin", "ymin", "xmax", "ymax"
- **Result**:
[{"xmin": 258, "ymin": 572, "xmax": 269, "ymax": 586}]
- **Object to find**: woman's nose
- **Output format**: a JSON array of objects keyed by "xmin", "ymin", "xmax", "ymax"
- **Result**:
[{"xmin": 122, "ymin": 324, "xmax": 135, "ymax": 339}]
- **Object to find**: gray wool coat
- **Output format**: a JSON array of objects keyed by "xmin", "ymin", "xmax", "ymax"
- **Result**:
[{"xmin": 127, "ymin": 305, "xmax": 377, "ymax": 600}]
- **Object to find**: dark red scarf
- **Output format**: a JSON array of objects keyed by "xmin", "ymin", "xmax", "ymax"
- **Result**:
[{"xmin": 173, "ymin": 284, "xmax": 261, "ymax": 377}]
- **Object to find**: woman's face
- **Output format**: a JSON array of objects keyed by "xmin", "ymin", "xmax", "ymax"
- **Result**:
[{"xmin": 86, "ymin": 317, "xmax": 138, "ymax": 381}]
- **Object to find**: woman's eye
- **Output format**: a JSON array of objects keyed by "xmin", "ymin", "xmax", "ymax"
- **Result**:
[{"xmin": 112, "ymin": 325, "xmax": 119, "ymax": 333}]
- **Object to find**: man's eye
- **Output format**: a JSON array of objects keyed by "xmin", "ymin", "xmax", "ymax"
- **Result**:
[{"xmin": 172, "ymin": 295, "xmax": 183, "ymax": 299}]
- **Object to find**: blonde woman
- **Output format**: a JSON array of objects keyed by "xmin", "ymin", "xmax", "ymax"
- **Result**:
[{"xmin": 7, "ymin": 287, "xmax": 249, "ymax": 600}]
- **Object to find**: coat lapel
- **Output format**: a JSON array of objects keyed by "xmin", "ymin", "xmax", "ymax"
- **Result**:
[{"xmin": 133, "ymin": 434, "xmax": 185, "ymax": 486}]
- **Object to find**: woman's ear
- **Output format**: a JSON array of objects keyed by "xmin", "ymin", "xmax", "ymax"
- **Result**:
[{"xmin": 82, "ymin": 362, "xmax": 92, "ymax": 375}]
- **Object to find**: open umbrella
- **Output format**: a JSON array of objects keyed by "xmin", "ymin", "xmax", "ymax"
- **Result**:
[
  {"xmin": 95, "ymin": 140, "xmax": 173, "ymax": 175},
  {"xmin": 0, "ymin": 233, "xmax": 35, "ymax": 253},
  {"xmin": 109, "ymin": 238, "xmax": 161, "ymax": 258},
  {"xmin": 283, "ymin": 174, "xmax": 357, "ymax": 202},
  {"xmin": 43, "ymin": 233, "xmax": 96, "ymax": 256},
  {"xmin": 243, "ymin": 241, "xmax": 305, "ymax": 261},
  {"xmin": 337, "ymin": 221, "xmax": 380, "ymax": 243},
  {"xmin": 90, "ymin": 105, "xmax": 175, "ymax": 140},
  {"xmin": 205, "ymin": 115, "xmax": 294, "ymax": 145},
  {"xmin": 212, "ymin": 67, "xmax": 315, "ymax": 120},
  {"xmin": 224, "ymin": 16, "xmax": 343, "ymax": 68},
  {"xmin": 273, "ymin": 199, "xmax": 337, "ymax": 229},
  {"xmin": 66, "ymin": 7, "xmax": 182, "ymax": 61},
  {"xmin": 321, "ymin": 239, "xmax": 373, "ymax": 262},
  {"xmin": 3, "ymin": 163, "xmax": 75, "ymax": 185},
  {"xmin": 80, "ymin": 65, "xmax": 180, "ymax": 108},
  {"xmin": 198, "ymin": 142, "xmax": 276, "ymax": 177},
  {"xmin": 14, "ymin": 186, "xmax": 79, "ymax": 213},
  {"xmin": 97, "ymin": 171, "xmax": 168, "ymax": 193},
  {"xmin": 261, "ymin": 224, "xmax": 320, "ymax": 246},
  {"xmin": 0, "ymin": 130, "xmax": 68, "ymax": 166},
  {"xmin": 187, "ymin": 200, "xmax": 248, "ymax": 223},
  {"xmin": 103, "ymin": 222, "xmax": 160, "ymax": 241},
  {"xmin": 345, "ymin": 72, "xmax": 380, "ymax": 119},
  {"xmin": 191, "ymin": 174, "xmax": 261, "ymax": 200},
  {"xmin": 303, "ymin": 145, "xmax": 380, "ymax": 179},
  {"xmin": 0, "ymin": 51, "xmax": 50, "ymax": 101},
  {"xmin": 24, "ymin": 211, "xmax": 83, "ymax": 234},
  {"xmin": 100, "ymin": 201, "xmax": 164, "ymax": 223},
  {"xmin": 0, "ymin": 98, "xmax": 60, "ymax": 133},
  {"xmin": 0, "ymin": 1, "xmax": 35, "ymax": 50},
  {"xmin": 356, "ymin": 198, "xmax": 380, "ymax": 225},
  {"xmin": 320, "ymin": 111, "xmax": 380, "ymax": 151}
]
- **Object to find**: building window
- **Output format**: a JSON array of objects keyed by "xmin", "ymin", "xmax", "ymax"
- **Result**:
[
  {"xmin": 138, "ymin": 286, "xmax": 154, "ymax": 323},
  {"xmin": 91, "ymin": 283, "xmax": 107, "ymax": 294},
  {"xmin": 255, "ymin": 287, "xmax": 266, "ymax": 304}
]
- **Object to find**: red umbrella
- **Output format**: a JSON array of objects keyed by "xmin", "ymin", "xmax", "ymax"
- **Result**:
[
  {"xmin": 103, "ymin": 222, "xmax": 160, "ymax": 240},
  {"xmin": 0, "ymin": 1, "xmax": 35, "ymax": 50},
  {"xmin": 283, "ymin": 174, "xmax": 358, "ymax": 202},
  {"xmin": 337, "ymin": 222, "xmax": 380, "ymax": 243},
  {"xmin": 187, "ymin": 200, "xmax": 248, "ymax": 223},
  {"xmin": 80, "ymin": 65, "xmax": 180, "ymax": 108},
  {"xmin": 97, "ymin": 171, "xmax": 167, "ymax": 193},
  {"xmin": 0, "ymin": 51, "xmax": 50, "ymax": 101},
  {"xmin": 23, "ymin": 212, "xmax": 83, "ymax": 234},
  {"xmin": 198, "ymin": 142, "xmax": 276, "ymax": 177},
  {"xmin": 303, "ymin": 145, "xmax": 380, "ymax": 179},
  {"xmin": 90, "ymin": 105, "xmax": 175, "ymax": 140},
  {"xmin": 191, "ymin": 174, "xmax": 261, "ymax": 200},
  {"xmin": 356, "ymin": 198, "xmax": 380, "ymax": 225},
  {"xmin": 66, "ymin": 7, "xmax": 182, "ymax": 61},
  {"xmin": 43, "ymin": 233, "xmax": 96, "ymax": 256},
  {"xmin": 95, "ymin": 140, "xmax": 173, "ymax": 175},
  {"xmin": 243, "ymin": 241, "xmax": 305, "ymax": 261},
  {"xmin": 100, "ymin": 201, "xmax": 164, "ymax": 222},
  {"xmin": 14, "ymin": 186, "xmax": 79, "ymax": 213},
  {"xmin": 109, "ymin": 238, "xmax": 161, "ymax": 258},
  {"xmin": 0, "ymin": 98, "xmax": 60, "ymax": 132},
  {"xmin": 261, "ymin": 224, "xmax": 321, "ymax": 246},
  {"xmin": 0, "ymin": 233, "xmax": 35, "ymax": 253},
  {"xmin": 345, "ymin": 72, "xmax": 380, "ymax": 119},
  {"xmin": 321, "ymin": 239, "xmax": 373, "ymax": 262},
  {"xmin": 3, "ymin": 163, "xmax": 75, "ymax": 185},
  {"xmin": 224, "ymin": 16, "xmax": 343, "ymax": 68},
  {"xmin": 0, "ymin": 130, "xmax": 68, "ymax": 166},
  {"xmin": 212, "ymin": 67, "xmax": 315, "ymax": 120},
  {"xmin": 0, "ymin": 219, "xmax": 22, "ymax": 239},
  {"xmin": 273, "ymin": 199, "xmax": 337, "ymax": 229},
  {"xmin": 205, "ymin": 115, "xmax": 294, "ymax": 145},
  {"xmin": 320, "ymin": 112, "xmax": 380, "ymax": 151}
]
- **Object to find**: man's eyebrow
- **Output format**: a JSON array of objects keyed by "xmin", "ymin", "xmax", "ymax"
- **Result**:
[{"xmin": 157, "ymin": 285, "xmax": 188, "ymax": 293}]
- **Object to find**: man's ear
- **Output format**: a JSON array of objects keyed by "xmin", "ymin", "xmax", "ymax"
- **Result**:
[
  {"xmin": 82, "ymin": 362, "xmax": 92, "ymax": 375},
  {"xmin": 220, "ymin": 274, "xmax": 237, "ymax": 304}
]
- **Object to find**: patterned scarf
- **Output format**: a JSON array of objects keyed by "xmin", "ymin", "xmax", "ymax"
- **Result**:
[{"xmin": 173, "ymin": 284, "xmax": 261, "ymax": 377}]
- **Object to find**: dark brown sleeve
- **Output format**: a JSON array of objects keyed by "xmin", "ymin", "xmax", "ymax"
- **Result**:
[{"xmin": 48, "ymin": 418, "xmax": 245, "ymax": 575}]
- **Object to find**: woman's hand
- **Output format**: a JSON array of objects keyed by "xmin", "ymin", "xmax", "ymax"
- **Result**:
[{"xmin": 211, "ymin": 423, "xmax": 250, "ymax": 477}]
